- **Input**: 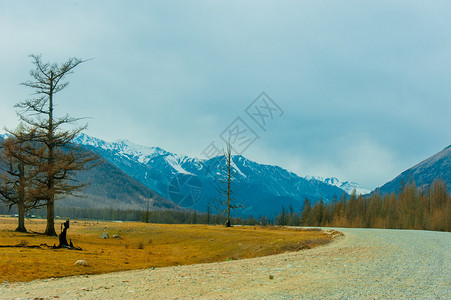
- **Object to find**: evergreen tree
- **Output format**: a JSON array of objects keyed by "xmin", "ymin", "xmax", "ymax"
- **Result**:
[{"xmin": 300, "ymin": 198, "xmax": 312, "ymax": 226}]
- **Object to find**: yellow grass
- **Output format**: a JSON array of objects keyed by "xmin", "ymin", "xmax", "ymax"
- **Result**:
[{"xmin": 0, "ymin": 216, "xmax": 332, "ymax": 283}]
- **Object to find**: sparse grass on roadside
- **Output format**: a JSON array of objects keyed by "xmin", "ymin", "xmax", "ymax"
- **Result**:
[{"xmin": 0, "ymin": 216, "xmax": 334, "ymax": 283}]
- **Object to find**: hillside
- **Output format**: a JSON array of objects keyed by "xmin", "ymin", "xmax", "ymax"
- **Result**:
[
  {"xmin": 0, "ymin": 134, "xmax": 178, "ymax": 212},
  {"xmin": 375, "ymin": 145, "xmax": 451, "ymax": 195},
  {"xmin": 58, "ymin": 157, "xmax": 179, "ymax": 211},
  {"xmin": 73, "ymin": 134, "xmax": 348, "ymax": 217}
]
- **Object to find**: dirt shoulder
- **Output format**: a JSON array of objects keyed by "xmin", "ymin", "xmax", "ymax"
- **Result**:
[{"xmin": 1, "ymin": 228, "xmax": 450, "ymax": 299}]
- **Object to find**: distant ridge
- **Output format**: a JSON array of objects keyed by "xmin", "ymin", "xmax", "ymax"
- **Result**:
[
  {"xmin": 374, "ymin": 145, "xmax": 451, "ymax": 195},
  {"xmin": 304, "ymin": 176, "xmax": 370, "ymax": 195}
]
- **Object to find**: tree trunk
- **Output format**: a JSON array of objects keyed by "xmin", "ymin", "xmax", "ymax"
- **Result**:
[
  {"xmin": 44, "ymin": 197, "xmax": 57, "ymax": 236},
  {"xmin": 16, "ymin": 201, "xmax": 26, "ymax": 232},
  {"xmin": 226, "ymin": 199, "xmax": 231, "ymax": 227},
  {"xmin": 226, "ymin": 153, "xmax": 232, "ymax": 227},
  {"xmin": 16, "ymin": 162, "xmax": 27, "ymax": 232},
  {"xmin": 44, "ymin": 79, "xmax": 57, "ymax": 236}
]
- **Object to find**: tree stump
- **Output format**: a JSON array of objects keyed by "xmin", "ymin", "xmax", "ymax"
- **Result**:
[
  {"xmin": 59, "ymin": 219, "xmax": 70, "ymax": 247},
  {"xmin": 53, "ymin": 219, "xmax": 82, "ymax": 250}
]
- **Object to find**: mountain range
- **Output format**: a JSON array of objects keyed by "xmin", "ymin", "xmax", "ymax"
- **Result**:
[
  {"xmin": 2, "ymin": 132, "xmax": 448, "ymax": 217},
  {"xmin": 72, "ymin": 134, "xmax": 366, "ymax": 217}
]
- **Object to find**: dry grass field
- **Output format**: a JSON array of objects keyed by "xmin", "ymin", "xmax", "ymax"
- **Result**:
[{"xmin": 0, "ymin": 216, "xmax": 333, "ymax": 283}]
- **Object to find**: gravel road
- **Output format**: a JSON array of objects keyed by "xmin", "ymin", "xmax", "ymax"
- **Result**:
[{"xmin": 1, "ymin": 228, "xmax": 450, "ymax": 299}]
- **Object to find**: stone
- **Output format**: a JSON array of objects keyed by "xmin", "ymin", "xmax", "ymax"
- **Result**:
[
  {"xmin": 101, "ymin": 232, "xmax": 109, "ymax": 239},
  {"xmin": 75, "ymin": 260, "xmax": 88, "ymax": 266},
  {"xmin": 113, "ymin": 234, "xmax": 120, "ymax": 239}
]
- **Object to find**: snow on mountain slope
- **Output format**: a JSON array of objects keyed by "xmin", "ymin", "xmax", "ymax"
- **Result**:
[
  {"xmin": 71, "ymin": 134, "xmax": 358, "ymax": 217},
  {"xmin": 0, "ymin": 132, "xmax": 177, "ymax": 211},
  {"xmin": 74, "ymin": 134, "xmax": 166, "ymax": 161},
  {"xmin": 3, "ymin": 133, "xmax": 367, "ymax": 206},
  {"xmin": 304, "ymin": 176, "xmax": 371, "ymax": 195},
  {"xmin": 73, "ymin": 133, "xmax": 192, "ymax": 174}
]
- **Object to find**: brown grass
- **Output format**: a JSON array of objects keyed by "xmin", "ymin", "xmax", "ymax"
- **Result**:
[{"xmin": 0, "ymin": 216, "xmax": 332, "ymax": 283}]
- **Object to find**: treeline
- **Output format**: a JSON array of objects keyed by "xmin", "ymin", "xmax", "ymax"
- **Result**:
[
  {"xmin": 277, "ymin": 179, "xmax": 450, "ymax": 232},
  {"xmin": 3, "ymin": 179, "xmax": 448, "ymax": 231},
  {"xmin": 0, "ymin": 205, "xmax": 272, "ymax": 226}
]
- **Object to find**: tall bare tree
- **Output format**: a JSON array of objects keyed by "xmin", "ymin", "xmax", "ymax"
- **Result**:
[
  {"xmin": 0, "ymin": 126, "xmax": 44, "ymax": 232},
  {"xmin": 215, "ymin": 140, "xmax": 243, "ymax": 227},
  {"xmin": 16, "ymin": 54, "xmax": 97, "ymax": 236}
]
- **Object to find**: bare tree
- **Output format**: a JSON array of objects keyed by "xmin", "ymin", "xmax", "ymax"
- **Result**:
[
  {"xmin": 215, "ymin": 140, "xmax": 243, "ymax": 227},
  {"xmin": 16, "ymin": 54, "xmax": 97, "ymax": 236},
  {"xmin": 0, "ymin": 126, "xmax": 45, "ymax": 232}
]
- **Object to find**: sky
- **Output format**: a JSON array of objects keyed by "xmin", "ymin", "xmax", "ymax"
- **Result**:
[{"xmin": 1, "ymin": 1, "xmax": 450, "ymax": 190}]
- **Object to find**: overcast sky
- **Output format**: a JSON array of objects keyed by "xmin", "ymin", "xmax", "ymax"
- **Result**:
[{"xmin": 1, "ymin": 1, "xmax": 450, "ymax": 190}]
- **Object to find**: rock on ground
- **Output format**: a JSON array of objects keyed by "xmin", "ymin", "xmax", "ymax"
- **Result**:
[{"xmin": 74, "ymin": 260, "xmax": 88, "ymax": 266}]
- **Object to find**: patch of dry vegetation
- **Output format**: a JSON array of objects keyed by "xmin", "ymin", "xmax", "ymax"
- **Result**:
[{"xmin": 0, "ymin": 216, "xmax": 333, "ymax": 283}]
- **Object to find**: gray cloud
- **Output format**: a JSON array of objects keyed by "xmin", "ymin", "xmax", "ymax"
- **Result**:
[{"xmin": 1, "ymin": 1, "xmax": 450, "ymax": 190}]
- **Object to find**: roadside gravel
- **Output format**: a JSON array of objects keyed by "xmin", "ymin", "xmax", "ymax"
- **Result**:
[{"xmin": 1, "ymin": 228, "xmax": 450, "ymax": 299}]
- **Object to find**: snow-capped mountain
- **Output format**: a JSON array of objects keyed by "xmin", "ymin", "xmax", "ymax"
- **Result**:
[
  {"xmin": 72, "ymin": 134, "xmax": 203, "ymax": 195},
  {"xmin": 304, "ymin": 176, "xmax": 371, "ymax": 195},
  {"xmin": 0, "ymin": 133, "xmax": 178, "ymax": 211},
  {"xmin": 73, "ymin": 134, "xmax": 349, "ymax": 217},
  {"xmin": 74, "ymin": 133, "xmax": 173, "ymax": 165}
]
